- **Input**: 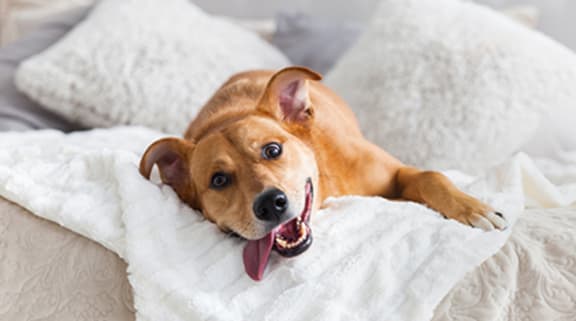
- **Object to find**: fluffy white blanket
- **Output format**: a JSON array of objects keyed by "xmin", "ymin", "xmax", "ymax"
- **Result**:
[{"xmin": 0, "ymin": 127, "xmax": 569, "ymax": 321}]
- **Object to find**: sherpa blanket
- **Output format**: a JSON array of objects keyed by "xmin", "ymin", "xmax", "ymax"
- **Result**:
[{"xmin": 0, "ymin": 127, "xmax": 566, "ymax": 321}]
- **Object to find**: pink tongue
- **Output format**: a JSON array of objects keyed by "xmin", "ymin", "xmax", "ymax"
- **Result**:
[{"xmin": 243, "ymin": 232, "xmax": 275, "ymax": 281}]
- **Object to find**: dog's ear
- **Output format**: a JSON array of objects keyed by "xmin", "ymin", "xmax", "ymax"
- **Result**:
[
  {"xmin": 139, "ymin": 137, "xmax": 198, "ymax": 207},
  {"xmin": 257, "ymin": 66, "xmax": 322, "ymax": 123}
]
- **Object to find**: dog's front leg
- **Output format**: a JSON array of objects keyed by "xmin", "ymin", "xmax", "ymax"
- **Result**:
[{"xmin": 394, "ymin": 167, "xmax": 507, "ymax": 230}]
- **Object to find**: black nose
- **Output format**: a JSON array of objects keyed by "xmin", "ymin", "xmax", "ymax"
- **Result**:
[{"xmin": 253, "ymin": 188, "xmax": 289, "ymax": 221}]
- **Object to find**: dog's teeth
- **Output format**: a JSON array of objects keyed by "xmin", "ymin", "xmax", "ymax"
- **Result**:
[
  {"xmin": 296, "ymin": 228, "xmax": 306, "ymax": 244},
  {"xmin": 276, "ymin": 237, "xmax": 288, "ymax": 248},
  {"xmin": 274, "ymin": 221, "xmax": 309, "ymax": 249}
]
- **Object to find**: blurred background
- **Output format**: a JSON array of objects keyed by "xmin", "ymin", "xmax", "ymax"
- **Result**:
[{"xmin": 1, "ymin": 0, "xmax": 575, "ymax": 50}]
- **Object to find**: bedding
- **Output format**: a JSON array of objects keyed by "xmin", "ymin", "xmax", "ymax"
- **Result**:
[
  {"xmin": 14, "ymin": 0, "xmax": 289, "ymax": 134},
  {"xmin": 325, "ymin": 0, "xmax": 576, "ymax": 173},
  {"xmin": 0, "ymin": 127, "xmax": 574, "ymax": 320},
  {"xmin": 270, "ymin": 6, "xmax": 537, "ymax": 75},
  {"xmin": 433, "ymin": 207, "xmax": 576, "ymax": 321},
  {"xmin": 271, "ymin": 12, "xmax": 363, "ymax": 74},
  {"xmin": 0, "ymin": 197, "xmax": 134, "ymax": 321},
  {"xmin": 1, "ymin": 1, "xmax": 574, "ymax": 320},
  {"xmin": 2, "ymin": 203, "xmax": 574, "ymax": 320}
]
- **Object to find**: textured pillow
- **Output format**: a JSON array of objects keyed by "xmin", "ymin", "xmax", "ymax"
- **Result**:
[
  {"xmin": 325, "ymin": 0, "xmax": 576, "ymax": 172},
  {"xmin": 15, "ymin": 0, "xmax": 289, "ymax": 134},
  {"xmin": 270, "ymin": 7, "xmax": 536, "ymax": 76}
]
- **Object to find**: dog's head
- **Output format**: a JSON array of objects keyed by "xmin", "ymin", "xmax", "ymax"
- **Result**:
[{"xmin": 140, "ymin": 67, "xmax": 322, "ymax": 280}]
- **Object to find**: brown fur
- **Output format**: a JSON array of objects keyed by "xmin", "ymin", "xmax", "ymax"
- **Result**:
[{"xmin": 140, "ymin": 67, "xmax": 506, "ymax": 239}]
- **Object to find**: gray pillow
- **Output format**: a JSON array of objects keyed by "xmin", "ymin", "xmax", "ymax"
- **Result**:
[
  {"xmin": 272, "ymin": 12, "xmax": 362, "ymax": 74},
  {"xmin": 0, "ymin": 7, "xmax": 89, "ymax": 131}
]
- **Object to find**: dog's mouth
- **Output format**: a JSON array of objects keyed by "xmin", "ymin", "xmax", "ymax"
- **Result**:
[
  {"xmin": 243, "ymin": 179, "xmax": 314, "ymax": 281},
  {"xmin": 273, "ymin": 179, "xmax": 313, "ymax": 257}
]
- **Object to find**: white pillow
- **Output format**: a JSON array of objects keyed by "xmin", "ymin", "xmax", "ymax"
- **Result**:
[
  {"xmin": 325, "ymin": 0, "xmax": 576, "ymax": 173},
  {"xmin": 15, "ymin": 0, "xmax": 289, "ymax": 134}
]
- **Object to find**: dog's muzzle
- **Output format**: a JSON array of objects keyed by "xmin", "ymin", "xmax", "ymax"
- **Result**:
[{"xmin": 243, "ymin": 179, "xmax": 314, "ymax": 281}]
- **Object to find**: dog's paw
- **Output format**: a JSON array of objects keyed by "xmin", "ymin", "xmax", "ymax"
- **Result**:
[
  {"xmin": 444, "ymin": 196, "xmax": 508, "ymax": 231},
  {"xmin": 465, "ymin": 211, "xmax": 508, "ymax": 231}
]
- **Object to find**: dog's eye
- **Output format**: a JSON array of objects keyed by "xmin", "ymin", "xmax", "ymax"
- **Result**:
[
  {"xmin": 262, "ymin": 142, "xmax": 282, "ymax": 160},
  {"xmin": 210, "ymin": 172, "xmax": 231, "ymax": 189}
]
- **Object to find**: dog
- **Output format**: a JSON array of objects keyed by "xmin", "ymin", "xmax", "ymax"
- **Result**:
[{"xmin": 139, "ymin": 66, "xmax": 507, "ymax": 281}]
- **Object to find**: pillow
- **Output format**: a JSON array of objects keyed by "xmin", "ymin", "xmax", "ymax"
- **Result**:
[
  {"xmin": 0, "ymin": 7, "xmax": 88, "ymax": 131},
  {"xmin": 271, "ymin": 12, "xmax": 362, "ymax": 74},
  {"xmin": 325, "ymin": 0, "xmax": 576, "ymax": 173},
  {"xmin": 521, "ymin": 106, "xmax": 576, "ymax": 158},
  {"xmin": 15, "ymin": 0, "xmax": 289, "ymax": 134},
  {"xmin": 270, "ymin": 7, "xmax": 537, "ymax": 76}
]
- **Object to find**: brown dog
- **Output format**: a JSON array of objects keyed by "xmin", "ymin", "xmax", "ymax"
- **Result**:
[{"xmin": 140, "ymin": 66, "xmax": 507, "ymax": 280}]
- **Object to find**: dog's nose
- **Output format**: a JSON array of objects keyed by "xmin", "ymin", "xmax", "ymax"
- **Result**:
[{"xmin": 253, "ymin": 188, "xmax": 289, "ymax": 221}]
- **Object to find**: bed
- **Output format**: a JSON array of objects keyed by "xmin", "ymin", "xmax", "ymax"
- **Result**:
[
  {"xmin": 0, "ymin": 198, "xmax": 134, "ymax": 321},
  {"xmin": 1, "ymin": 181, "xmax": 574, "ymax": 320},
  {"xmin": 1, "ymin": 0, "xmax": 576, "ymax": 320}
]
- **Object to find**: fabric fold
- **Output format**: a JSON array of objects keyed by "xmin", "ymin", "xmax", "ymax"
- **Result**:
[{"xmin": 1, "ymin": 127, "xmax": 571, "ymax": 321}]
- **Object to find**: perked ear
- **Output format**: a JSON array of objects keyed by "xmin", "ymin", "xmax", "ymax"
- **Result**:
[
  {"xmin": 139, "ymin": 137, "xmax": 197, "ymax": 207},
  {"xmin": 257, "ymin": 66, "xmax": 322, "ymax": 123}
]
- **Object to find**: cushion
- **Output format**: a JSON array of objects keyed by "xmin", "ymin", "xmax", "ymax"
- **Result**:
[
  {"xmin": 520, "ymin": 102, "xmax": 576, "ymax": 158},
  {"xmin": 270, "ymin": 7, "xmax": 537, "ymax": 76},
  {"xmin": 0, "ymin": 7, "xmax": 88, "ymax": 131},
  {"xmin": 325, "ymin": 0, "xmax": 576, "ymax": 172},
  {"xmin": 15, "ymin": 0, "xmax": 289, "ymax": 134},
  {"xmin": 271, "ymin": 12, "xmax": 362, "ymax": 74}
]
